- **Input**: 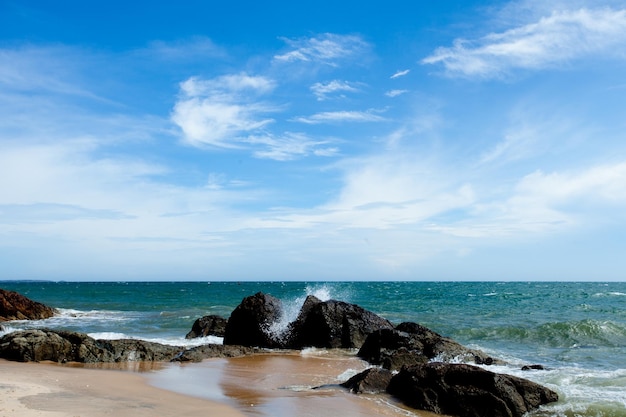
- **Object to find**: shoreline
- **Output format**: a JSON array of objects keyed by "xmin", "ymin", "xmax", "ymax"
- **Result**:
[
  {"xmin": 1, "ymin": 354, "xmax": 446, "ymax": 417},
  {"xmin": 0, "ymin": 359, "xmax": 246, "ymax": 417}
]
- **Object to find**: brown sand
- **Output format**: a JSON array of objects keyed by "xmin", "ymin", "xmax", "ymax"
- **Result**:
[
  {"xmin": 2, "ymin": 353, "xmax": 446, "ymax": 417},
  {"xmin": 0, "ymin": 359, "xmax": 245, "ymax": 417},
  {"xmin": 149, "ymin": 351, "xmax": 445, "ymax": 417}
]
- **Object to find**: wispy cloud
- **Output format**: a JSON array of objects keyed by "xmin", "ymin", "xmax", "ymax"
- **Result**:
[
  {"xmin": 247, "ymin": 132, "xmax": 338, "ymax": 161},
  {"xmin": 293, "ymin": 110, "xmax": 387, "ymax": 124},
  {"xmin": 139, "ymin": 37, "xmax": 226, "ymax": 61},
  {"xmin": 274, "ymin": 33, "xmax": 371, "ymax": 66},
  {"xmin": 385, "ymin": 89, "xmax": 408, "ymax": 98},
  {"xmin": 171, "ymin": 74, "xmax": 277, "ymax": 148},
  {"xmin": 310, "ymin": 80, "xmax": 361, "ymax": 101},
  {"xmin": 390, "ymin": 69, "xmax": 410, "ymax": 79},
  {"xmin": 422, "ymin": 7, "xmax": 626, "ymax": 78}
]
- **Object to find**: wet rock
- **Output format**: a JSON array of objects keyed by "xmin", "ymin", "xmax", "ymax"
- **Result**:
[
  {"xmin": 341, "ymin": 367, "xmax": 394, "ymax": 394},
  {"xmin": 521, "ymin": 364, "xmax": 546, "ymax": 371},
  {"xmin": 185, "ymin": 315, "xmax": 228, "ymax": 339},
  {"xmin": 0, "ymin": 289, "xmax": 56, "ymax": 321},
  {"xmin": 386, "ymin": 362, "xmax": 559, "ymax": 417},
  {"xmin": 358, "ymin": 322, "xmax": 497, "ymax": 370},
  {"xmin": 287, "ymin": 296, "xmax": 394, "ymax": 349},
  {"xmin": 223, "ymin": 292, "xmax": 283, "ymax": 348},
  {"xmin": 0, "ymin": 329, "xmax": 181, "ymax": 363},
  {"xmin": 171, "ymin": 344, "xmax": 262, "ymax": 362}
]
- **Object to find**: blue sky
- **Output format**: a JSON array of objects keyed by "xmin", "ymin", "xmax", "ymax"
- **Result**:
[{"xmin": 1, "ymin": 0, "xmax": 626, "ymax": 281}]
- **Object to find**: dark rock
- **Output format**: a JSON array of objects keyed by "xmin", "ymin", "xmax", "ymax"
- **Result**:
[
  {"xmin": 0, "ymin": 329, "xmax": 181, "ymax": 363},
  {"xmin": 0, "ymin": 289, "xmax": 56, "ymax": 321},
  {"xmin": 387, "ymin": 362, "xmax": 558, "ymax": 417},
  {"xmin": 358, "ymin": 322, "xmax": 496, "ymax": 370},
  {"xmin": 223, "ymin": 292, "xmax": 283, "ymax": 348},
  {"xmin": 185, "ymin": 315, "xmax": 228, "ymax": 339},
  {"xmin": 287, "ymin": 298, "xmax": 394, "ymax": 349},
  {"xmin": 521, "ymin": 364, "xmax": 546, "ymax": 371},
  {"xmin": 171, "ymin": 344, "xmax": 263, "ymax": 362},
  {"xmin": 341, "ymin": 367, "xmax": 394, "ymax": 394}
]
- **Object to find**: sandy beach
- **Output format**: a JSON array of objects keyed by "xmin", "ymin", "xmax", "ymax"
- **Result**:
[
  {"xmin": 1, "ymin": 354, "xmax": 444, "ymax": 417},
  {"xmin": 0, "ymin": 359, "xmax": 246, "ymax": 417}
]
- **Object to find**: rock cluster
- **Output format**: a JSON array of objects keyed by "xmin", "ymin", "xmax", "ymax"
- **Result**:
[
  {"xmin": 0, "ymin": 289, "xmax": 56, "ymax": 321},
  {"xmin": 0, "ymin": 289, "xmax": 559, "ymax": 417},
  {"xmin": 387, "ymin": 363, "xmax": 559, "ymax": 417}
]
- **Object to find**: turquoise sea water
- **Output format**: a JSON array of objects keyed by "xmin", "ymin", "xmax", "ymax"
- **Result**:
[{"xmin": 2, "ymin": 281, "xmax": 626, "ymax": 416}]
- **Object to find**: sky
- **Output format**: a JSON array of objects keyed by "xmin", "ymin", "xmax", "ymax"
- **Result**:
[{"xmin": 1, "ymin": 0, "xmax": 626, "ymax": 281}]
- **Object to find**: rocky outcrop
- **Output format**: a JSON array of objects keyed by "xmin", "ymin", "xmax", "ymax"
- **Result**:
[
  {"xmin": 0, "ymin": 329, "xmax": 182, "ymax": 363},
  {"xmin": 0, "ymin": 329, "xmax": 267, "ymax": 363},
  {"xmin": 358, "ymin": 322, "xmax": 496, "ymax": 370},
  {"xmin": 223, "ymin": 292, "xmax": 283, "ymax": 348},
  {"xmin": 0, "ymin": 289, "xmax": 56, "ymax": 321},
  {"xmin": 222, "ymin": 292, "xmax": 395, "ymax": 350},
  {"xmin": 386, "ymin": 362, "xmax": 559, "ymax": 417},
  {"xmin": 171, "ymin": 344, "xmax": 262, "ymax": 362},
  {"xmin": 287, "ymin": 296, "xmax": 394, "ymax": 349},
  {"xmin": 185, "ymin": 315, "xmax": 228, "ymax": 339}
]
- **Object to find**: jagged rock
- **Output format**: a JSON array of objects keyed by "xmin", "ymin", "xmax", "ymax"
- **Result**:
[
  {"xmin": 386, "ymin": 362, "xmax": 558, "ymax": 417},
  {"xmin": 358, "ymin": 322, "xmax": 496, "ymax": 370},
  {"xmin": 185, "ymin": 315, "xmax": 228, "ymax": 339},
  {"xmin": 287, "ymin": 296, "xmax": 394, "ymax": 349},
  {"xmin": 0, "ymin": 329, "xmax": 181, "ymax": 363},
  {"xmin": 341, "ymin": 367, "xmax": 394, "ymax": 394},
  {"xmin": 0, "ymin": 289, "xmax": 56, "ymax": 321},
  {"xmin": 223, "ymin": 292, "xmax": 283, "ymax": 348}
]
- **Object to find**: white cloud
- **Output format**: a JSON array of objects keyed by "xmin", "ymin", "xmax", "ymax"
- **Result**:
[
  {"xmin": 274, "ymin": 33, "xmax": 371, "ymax": 66},
  {"xmin": 310, "ymin": 80, "xmax": 360, "ymax": 100},
  {"xmin": 171, "ymin": 74, "xmax": 277, "ymax": 147},
  {"xmin": 293, "ymin": 110, "xmax": 387, "ymax": 124},
  {"xmin": 246, "ymin": 132, "xmax": 338, "ymax": 161},
  {"xmin": 385, "ymin": 89, "xmax": 409, "ymax": 98},
  {"xmin": 391, "ymin": 69, "xmax": 410, "ymax": 79},
  {"xmin": 422, "ymin": 7, "xmax": 626, "ymax": 78}
]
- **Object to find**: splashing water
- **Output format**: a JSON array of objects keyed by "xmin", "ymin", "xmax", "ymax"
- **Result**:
[{"xmin": 267, "ymin": 284, "xmax": 351, "ymax": 339}]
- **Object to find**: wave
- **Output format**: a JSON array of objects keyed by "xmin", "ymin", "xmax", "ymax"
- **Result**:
[
  {"xmin": 479, "ymin": 362, "xmax": 626, "ymax": 417},
  {"xmin": 459, "ymin": 319, "xmax": 626, "ymax": 349}
]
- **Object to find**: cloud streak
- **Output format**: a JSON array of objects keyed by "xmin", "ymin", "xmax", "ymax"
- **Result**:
[
  {"xmin": 274, "ymin": 33, "xmax": 371, "ymax": 66},
  {"xmin": 310, "ymin": 80, "xmax": 360, "ymax": 100},
  {"xmin": 422, "ymin": 7, "xmax": 626, "ymax": 78},
  {"xmin": 292, "ymin": 110, "xmax": 387, "ymax": 124}
]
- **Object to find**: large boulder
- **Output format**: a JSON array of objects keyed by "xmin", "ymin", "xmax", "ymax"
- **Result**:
[
  {"xmin": 223, "ymin": 292, "xmax": 283, "ymax": 348},
  {"xmin": 286, "ymin": 296, "xmax": 394, "ymax": 349},
  {"xmin": 386, "ymin": 362, "xmax": 559, "ymax": 417},
  {"xmin": 0, "ymin": 289, "xmax": 56, "ymax": 321},
  {"xmin": 0, "ymin": 329, "xmax": 181, "ymax": 363},
  {"xmin": 358, "ymin": 322, "xmax": 497, "ymax": 370},
  {"xmin": 185, "ymin": 315, "xmax": 228, "ymax": 339}
]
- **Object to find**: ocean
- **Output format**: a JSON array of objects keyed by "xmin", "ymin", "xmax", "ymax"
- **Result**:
[{"xmin": 1, "ymin": 281, "xmax": 625, "ymax": 416}]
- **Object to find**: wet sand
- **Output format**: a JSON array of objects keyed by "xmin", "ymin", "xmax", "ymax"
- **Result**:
[
  {"xmin": 2, "ymin": 353, "xmax": 446, "ymax": 417},
  {"xmin": 149, "ymin": 351, "xmax": 445, "ymax": 417},
  {"xmin": 0, "ymin": 359, "xmax": 245, "ymax": 417}
]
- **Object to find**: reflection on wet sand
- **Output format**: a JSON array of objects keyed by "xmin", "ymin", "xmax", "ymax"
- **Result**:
[{"xmin": 150, "ymin": 351, "xmax": 445, "ymax": 417}]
